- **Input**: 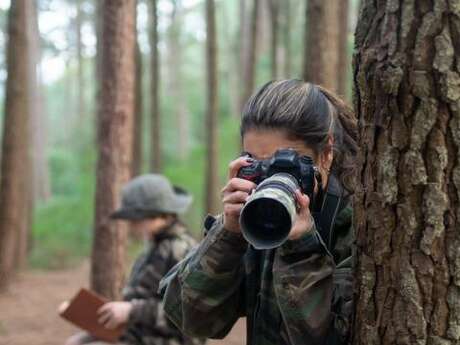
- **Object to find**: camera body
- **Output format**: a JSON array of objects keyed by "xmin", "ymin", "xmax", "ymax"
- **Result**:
[
  {"xmin": 236, "ymin": 149, "xmax": 320, "ymax": 249},
  {"xmin": 237, "ymin": 148, "xmax": 319, "ymax": 203}
]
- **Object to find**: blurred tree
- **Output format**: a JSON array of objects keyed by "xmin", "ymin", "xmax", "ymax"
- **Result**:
[
  {"xmin": 91, "ymin": 0, "xmax": 136, "ymax": 300},
  {"xmin": 281, "ymin": 0, "xmax": 291, "ymax": 78},
  {"xmin": 353, "ymin": 1, "xmax": 460, "ymax": 344},
  {"xmin": 30, "ymin": 0, "xmax": 50, "ymax": 203},
  {"xmin": 0, "ymin": 0, "xmax": 31, "ymax": 290},
  {"xmin": 148, "ymin": 0, "xmax": 161, "ymax": 172},
  {"xmin": 240, "ymin": 0, "xmax": 259, "ymax": 110},
  {"xmin": 132, "ymin": 1, "xmax": 143, "ymax": 176},
  {"xmin": 337, "ymin": 0, "xmax": 350, "ymax": 99},
  {"xmin": 303, "ymin": 0, "xmax": 339, "ymax": 92},
  {"xmin": 167, "ymin": 0, "xmax": 189, "ymax": 160},
  {"xmin": 267, "ymin": 0, "xmax": 279, "ymax": 79},
  {"xmin": 76, "ymin": 0, "xmax": 85, "ymax": 117},
  {"xmin": 205, "ymin": 0, "xmax": 219, "ymax": 215}
]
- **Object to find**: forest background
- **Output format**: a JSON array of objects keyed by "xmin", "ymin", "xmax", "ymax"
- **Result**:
[{"xmin": 0, "ymin": 0, "xmax": 359, "ymax": 270}]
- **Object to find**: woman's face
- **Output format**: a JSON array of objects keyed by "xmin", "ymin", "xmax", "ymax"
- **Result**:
[{"xmin": 242, "ymin": 128, "xmax": 332, "ymax": 186}]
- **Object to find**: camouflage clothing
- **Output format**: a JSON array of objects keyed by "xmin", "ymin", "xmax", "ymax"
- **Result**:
[
  {"xmin": 120, "ymin": 222, "xmax": 205, "ymax": 345},
  {"xmin": 160, "ymin": 205, "xmax": 353, "ymax": 345}
]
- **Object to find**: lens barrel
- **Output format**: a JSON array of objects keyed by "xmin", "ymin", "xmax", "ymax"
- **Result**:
[{"xmin": 239, "ymin": 173, "xmax": 298, "ymax": 249}]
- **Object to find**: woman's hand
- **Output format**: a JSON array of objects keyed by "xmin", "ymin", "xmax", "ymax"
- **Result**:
[
  {"xmin": 97, "ymin": 301, "xmax": 132, "ymax": 329},
  {"xmin": 289, "ymin": 190, "xmax": 314, "ymax": 240},
  {"xmin": 221, "ymin": 157, "xmax": 257, "ymax": 233}
]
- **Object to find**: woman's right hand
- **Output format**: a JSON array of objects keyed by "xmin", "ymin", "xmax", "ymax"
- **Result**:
[{"xmin": 221, "ymin": 157, "xmax": 257, "ymax": 233}]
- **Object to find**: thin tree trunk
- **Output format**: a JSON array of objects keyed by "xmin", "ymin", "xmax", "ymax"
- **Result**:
[
  {"xmin": 132, "ymin": 4, "xmax": 142, "ymax": 177},
  {"xmin": 337, "ymin": 0, "xmax": 349, "ymax": 99},
  {"xmin": 205, "ymin": 0, "xmax": 219, "ymax": 215},
  {"xmin": 240, "ymin": 0, "xmax": 259, "ymax": 110},
  {"xmin": 281, "ymin": 0, "xmax": 291, "ymax": 78},
  {"xmin": 91, "ymin": 0, "xmax": 135, "ymax": 300},
  {"xmin": 0, "ymin": 0, "xmax": 30, "ymax": 291},
  {"xmin": 353, "ymin": 1, "xmax": 460, "ymax": 344},
  {"xmin": 148, "ymin": 0, "xmax": 161, "ymax": 172},
  {"xmin": 167, "ymin": 0, "xmax": 189, "ymax": 160},
  {"xmin": 76, "ymin": 0, "xmax": 85, "ymax": 117},
  {"xmin": 303, "ymin": 0, "xmax": 340, "ymax": 92},
  {"xmin": 30, "ymin": 0, "xmax": 50, "ymax": 203},
  {"xmin": 268, "ymin": 0, "xmax": 279, "ymax": 79}
]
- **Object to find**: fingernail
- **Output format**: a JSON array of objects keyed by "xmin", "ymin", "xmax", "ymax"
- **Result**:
[{"xmin": 246, "ymin": 158, "xmax": 254, "ymax": 162}]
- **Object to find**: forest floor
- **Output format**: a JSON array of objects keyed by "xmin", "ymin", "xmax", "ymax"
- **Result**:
[{"xmin": 0, "ymin": 261, "xmax": 245, "ymax": 345}]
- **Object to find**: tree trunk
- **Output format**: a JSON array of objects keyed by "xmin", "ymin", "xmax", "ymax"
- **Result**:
[
  {"xmin": 29, "ymin": 0, "xmax": 50, "ymax": 203},
  {"xmin": 0, "ymin": 0, "xmax": 30, "ymax": 291},
  {"xmin": 240, "ymin": 0, "xmax": 259, "ymax": 110},
  {"xmin": 76, "ymin": 0, "xmax": 85, "ymax": 117},
  {"xmin": 132, "ymin": 4, "xmax": 143, "ymax": 177},
  {"xmin": 91, "ymin": 0, "xmax": 135, "ymax": 300},
  {"xmin": 281, "ymin": 0, "xmax": 291, "ymax": 78},
  {"xmin": 268, "ymin": 0, "xmax": 279, "ymax": 79},
  {"xmin": 167, "ymin": 0, "xmax": 189, "ymax": 160},
  {"xmin": 205, "ymin": 0, "xmax": 219, "ymax": 215},
  {"xmin": 303, "ymin": 0, "xmax": 339, "ymax": 92},
  {"xmin": 148, "ymin": 0, "xmax": 161, "ymax": 172},
  {"xmin": 353, "ymin": 1, "xmax": 460, "ymax": 344},
  {"xmin": 337, "ymin": 0, "xmax": 350, "ymax": 99}
]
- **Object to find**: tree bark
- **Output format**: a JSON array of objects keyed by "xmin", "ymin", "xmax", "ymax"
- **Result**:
[
  {"xmin": 303, "ymin": 0, "xmax": 340, "ymax": 92},
  {"xmin": 167, "ymin": 0, "xmax": 189, "ymax": 160},
  {"xmin": 337, "ymin": 0, "xmax": 350, "ymax": 99},
  {"xmin": 29, "ymin": 0, "xmax": 50, "ymax": 203},
  {"xmin": 205, "ymin": 0, "xmax": 219, "ymax": 215},
  {"xmin": 132, "ymin": 3, "xmax": 142, "ymax": 177},
  {"xmin": 268, "ymin": 0, "xmax": 279, "ymax": 79},
  {"xmin": 281, "ymin": 0, "xmax": 291, "ymax": 78},
  {"xmin": 148, "ymin": 0, "xmax": 161, "ymax": 172},
  {"xmin": 0, "ymin": 0, "xmax": 30, "ymax": 290},
  {"xmin": 91, "ymin": 0, "xmax": 135, "ymax": 300},
  {"xmin": 240, "ymin": 0, "xmax": 259, "ymax": 110},
  {"xmin": 353, "ymin": 1, "xmax": 460, "ymax": 344},
  {"xmin": 76, "ymin": 0, "xmax": 85, "ymax": 117}
]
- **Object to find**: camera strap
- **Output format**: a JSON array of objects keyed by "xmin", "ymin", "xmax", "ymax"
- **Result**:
[{"xmin": 312, "ymin": 174, "xmax": 346, "ymax": 253}]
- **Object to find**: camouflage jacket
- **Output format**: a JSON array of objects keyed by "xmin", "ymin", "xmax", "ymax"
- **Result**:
[
  {"xmin": 160, "ymin": 205, "xmax": 353, "ymax": 345},
  {"xmin": 120, "ymin": 222, "xmax": 205, "ymax": 345}
]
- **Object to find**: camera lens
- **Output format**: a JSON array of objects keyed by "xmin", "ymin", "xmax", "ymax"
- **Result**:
[{"xmin": 240, "ymin": 173, "xmax": 298, "ymax": 249}]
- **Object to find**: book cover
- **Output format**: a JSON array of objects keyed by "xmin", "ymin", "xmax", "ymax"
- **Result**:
[{"xmin": 59, "ymin": 288, "xmax": 125, "ymax": 343}]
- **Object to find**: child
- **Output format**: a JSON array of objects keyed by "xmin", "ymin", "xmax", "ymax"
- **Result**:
[{"xmin": 65, "ymin": 174, "xmax": 205, "ymax": 345}]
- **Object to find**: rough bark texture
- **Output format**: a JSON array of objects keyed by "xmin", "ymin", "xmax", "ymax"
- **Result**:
[
  {"xmin": 353, "ymin": 1, "xmax": 460, "ymax": 344},
  {"xmin": 149, "ymin": 0, "xmax": 161, "ymax": 172},
  {"xmin": 205, "ymin": 0, "xmax": 220, "ymax": 215},
  {"xmin": 241, "ymin": 0, "xmax": 259, "ymax": 110},
  {"xmin": 91, "ymin": 0, "xmax": 135, "ymax": 300},
  {"xmin": 303, "ymin": 0, "xmax": 340, "ymax": 92},
  {"xmin": 0, "ymin": 0, "xmax": 30, "ymax": 291},
  {"xmin": 338, "ymin": 0, "xmax": 350, "ymax": 99}
]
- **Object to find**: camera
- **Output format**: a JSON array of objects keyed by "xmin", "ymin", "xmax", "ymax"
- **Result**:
[{"xmin": 237, "ymin": 149, "xmax": 320, "ymax": 249}]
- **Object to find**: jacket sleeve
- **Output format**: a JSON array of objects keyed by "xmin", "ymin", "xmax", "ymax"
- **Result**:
[
  {"xmin": 123, "ymin": 238, "xmax": 193, "ymax": 337},
  {"xmin": 159, "ymin": 217, "xmax": 248, "ymax": 339},
  {"xmin": 274, "ymin": 221, "xmax": 352, "ymax": 345}
]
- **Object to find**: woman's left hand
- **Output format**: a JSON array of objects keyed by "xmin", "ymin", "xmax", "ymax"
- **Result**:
[
  {"xmin": 97, "ymin": 301, "xmax": 132, "ymax": 329},
  {"xmin": 288, "ymin": 190, "xmax": 314, "ymax": 240}
]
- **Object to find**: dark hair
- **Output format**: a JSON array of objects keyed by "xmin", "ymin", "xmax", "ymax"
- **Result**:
[{"xmin": 240, "ymin": 79, "xmax": 358, "ymax": 193}]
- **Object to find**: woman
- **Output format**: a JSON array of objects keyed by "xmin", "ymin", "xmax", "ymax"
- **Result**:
[{"xmin": 160, "ymin": 80, "xmax": 357, "ymax": 345}]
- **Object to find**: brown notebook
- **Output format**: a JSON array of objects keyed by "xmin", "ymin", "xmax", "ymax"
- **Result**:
[{"xmin": 59, "ymin": 288, "xmax": 125, "ymax": 343}]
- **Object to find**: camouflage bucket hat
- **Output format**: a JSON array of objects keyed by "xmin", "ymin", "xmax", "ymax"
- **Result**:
[{"xmin": 111, "ymin": 174, "xmax": 193, "ymax": 220}]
